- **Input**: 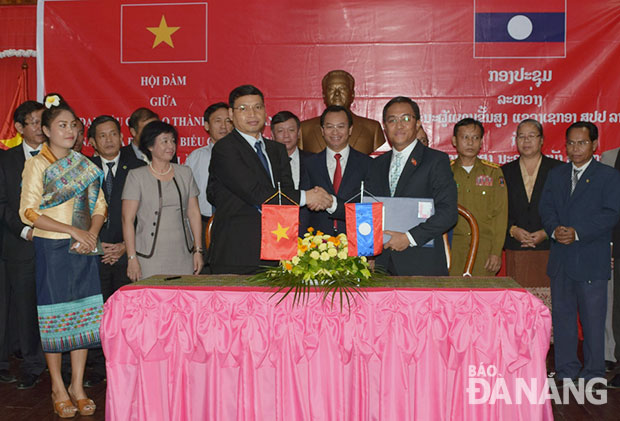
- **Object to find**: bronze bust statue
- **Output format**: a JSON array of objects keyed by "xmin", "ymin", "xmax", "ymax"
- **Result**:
[{"xmin": 299, "ymin": 70, "xmax": 386, "ymax": 154}]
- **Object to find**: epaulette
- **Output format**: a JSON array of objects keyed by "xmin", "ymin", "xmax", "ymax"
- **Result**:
[{"xmin": 481, "ymin": 159, "xmax": 500, "ymax": 169}]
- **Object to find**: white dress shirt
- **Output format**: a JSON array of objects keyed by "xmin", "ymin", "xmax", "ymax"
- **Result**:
[
  {"xmin": 325, "ymin": 146, "xmax": 351, "ymax": 214},
  {"xmin": 185, "ymin": 140, "xmax": 214, "ymax": 217},
  {"xmin": 289, "ymin": 147, "xmax": 301, "ymax": 189},
  {"xmin": 131, "ymin": 142, "xmax": 149, "ymax": 163},
  {"xmin": 100, "ymin": 153, "xmax": 120, "ymax": 178}
]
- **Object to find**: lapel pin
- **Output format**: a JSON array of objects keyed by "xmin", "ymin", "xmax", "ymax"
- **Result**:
[
  {"xmin": 123, "ymin": 165, "xmax": 127, "ymax": 170},
  {"xmin": 411, "ymin": 158, "xmax": 417, "ymax": 166},
  {"xmin": 586, "ymin": 179, "xmax": 590, "ymax": 183}
]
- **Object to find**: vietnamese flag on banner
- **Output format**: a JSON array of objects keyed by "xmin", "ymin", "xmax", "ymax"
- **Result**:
[
  {"xmin": 346, "ymin": 202, "xmax": 383, "ymax": 257},
  {"xmin": 260, "ymin": 204, "xmax": 299, "ymax": 260},
  {"xmin": 474, "ymin": 0, "xmax": 565, "ymax": 58},
  {"xmin": 121, "ymin": 2, "xmax": 207, "ymax": 63}
]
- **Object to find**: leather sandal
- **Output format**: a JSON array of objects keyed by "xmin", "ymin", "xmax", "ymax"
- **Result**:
[
  {"xmin": 68, "ymin": 389, "xmax": 96, "ymax": 416},
  {"xmin": 52, "ymin": 396, "xmax": 77, "ymax": 418}
]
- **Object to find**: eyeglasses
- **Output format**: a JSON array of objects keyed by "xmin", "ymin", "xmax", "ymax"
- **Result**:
[
  {"xmin": 516, "ymin": 134, "xmax": 541, "ymax": 141},
  {"xmin": 232, "ymin": 104, "xmax": 264, "ymax": 113},
  {"xmin": 566, "ymin": 140, "xmax": 592, "ymax": 147},
  {"xmin": 385, "ymin": 114, "xmax": 415, "ymax": 125}
]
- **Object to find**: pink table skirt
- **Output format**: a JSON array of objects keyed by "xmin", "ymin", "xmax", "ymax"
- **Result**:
[{"xmin": 101, "ymin": 286, "xmax": 552, "ymax": 420}]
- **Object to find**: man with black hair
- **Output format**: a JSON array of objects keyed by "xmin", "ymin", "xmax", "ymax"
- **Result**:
[
  {"xmin": 186, "ymin": 102, "xmax": 233, "ymax": 271},
  {"xmin": 207, "ymin": 85, "xmax": 333, "ymax": 274},
  {"xmin": 540, "ymin": 121, "xmax": 620, "ymax": 387},
  {"xmin": 271, "ymin": 110, "xmax": 311, "ymax": 190},
  {"xmin": 0, "ymin": 100, "xmax": 47, "ymax": 389}
]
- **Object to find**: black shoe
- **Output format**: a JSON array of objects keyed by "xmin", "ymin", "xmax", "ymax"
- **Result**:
[
  {"xmin": 16, "ymin": 374, "xmax": 40, "ymax": 390},
  {"xmin": 607, "ymin": 374, "xmax": 620, "ymax": 389},
  {"xmin": 0, "ymin": 369, "xmax": 17, "ymax": 383},
  {"xmin": 83, "ymin": 374, "xmax": 105, "ymax": 388},
  {"xmin": 605, "ymin": 360, "xmax": 617, "ymax": 372}
]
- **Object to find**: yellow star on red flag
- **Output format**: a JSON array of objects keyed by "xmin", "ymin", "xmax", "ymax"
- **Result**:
[
  {"xmin": 147, "ymin": 15, "xmax": 180, "ymax": 48},
  {"xmin": 271, "ymin": 223, "xmax": 290, "ymax": 242}
]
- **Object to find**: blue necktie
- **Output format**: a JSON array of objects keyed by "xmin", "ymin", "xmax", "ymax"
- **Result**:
[
  {"xmin": 105, "ymin": 162, "xmax": 115, "ymax": 199},
  {"xmin": 254, "ymin": 140, "xmax": 270, "ymax": 175}
]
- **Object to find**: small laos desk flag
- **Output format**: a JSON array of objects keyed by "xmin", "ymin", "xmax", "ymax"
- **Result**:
[
  {"xmin": 260, "ymin": 204, "xmax": 299, "ymax": 260},
  {"xmin": 345, "ymin": 202, "xmax": 383, "ymax": 256}
]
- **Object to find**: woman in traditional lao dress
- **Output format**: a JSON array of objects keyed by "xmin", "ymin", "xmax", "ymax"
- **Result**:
[{"xmin": 19, "ymin": 96, "xmax": 106, "ymax": 418}]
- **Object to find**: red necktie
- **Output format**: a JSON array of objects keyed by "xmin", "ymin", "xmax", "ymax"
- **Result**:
[
  {"xmin": 333, "ymin": 153, "xmax": 342, "ymax": 193},
  {"xmin": 332, "ymin": 153, "xmax": 342, "ymax": 232}
]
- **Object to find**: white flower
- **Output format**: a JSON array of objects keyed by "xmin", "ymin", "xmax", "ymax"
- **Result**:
[
  {"xmin": 292, "ymin": 256, "xmax": 300, "ymax": 265},
  {"xmin": 337, "ymin": 251, "xmax": 347, "ymax": 260},
  {"xmin": 45, "ymin": 95, "xmax": 60, "ymax": 109},
  {"xmin": 328, "ymin": 248, "xmax": 338, "ymax": 257},
  {"xmin": 310, "ymin": 251, "xmax": 320, "ymax": 260},
  {"xmin": 318, "ymin": 243, "xmax": 327, "ymax": 251},
  {"xmin": 320, "ymin": 252, "xmax": 329, "ymax": 261}
]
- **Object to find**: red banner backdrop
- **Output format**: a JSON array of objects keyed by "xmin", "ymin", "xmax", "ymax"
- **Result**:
[{"xmin": 40, "ymin": 0, "xmax": 620, "ymax": 162}]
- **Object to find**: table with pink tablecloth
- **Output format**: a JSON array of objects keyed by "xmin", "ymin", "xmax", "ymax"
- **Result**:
[{"xmin": 101, "ymin": 278, "xmax": 552, "ymax": 420}]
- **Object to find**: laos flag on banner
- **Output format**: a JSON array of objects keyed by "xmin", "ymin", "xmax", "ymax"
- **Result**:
[
  {"xmin": 345, "ymin": 203, "xmax": 383, "ymax": 257},
  {"xmin": 474, "ymin": 0, "xmax": 566, "ymax": 58}
]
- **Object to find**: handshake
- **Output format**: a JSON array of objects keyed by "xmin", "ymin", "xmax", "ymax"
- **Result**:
[{"xmin": 305, "ymin": 186, "xmax": 334, "ymax": 211}]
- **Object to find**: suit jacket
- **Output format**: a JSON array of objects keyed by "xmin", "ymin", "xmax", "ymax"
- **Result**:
[
  {"xmin": 502, "ymin": 155, "xmax": 563, "ymax": 250},
  {"xmin": 0, "ymin": 145, "xmax": 35, "ymax": 261},
  {"xmin": 207, "ymin": 130, "xmax": 301, "ymax": 271},
  {"xmin": 299, "ymin": 114, "xmax": 386, "ymax": 154},
  {"xmin": 539, "ymin": 159, "xmax": 620, "ymax": 281},
  {"xmin": 600, "ymin": 147, "xmax": 620, "ymax": 257},
  {"xmin": 90, "ymin": 148, "xmax": 145, "ymax": 244},
  {"xmin": 365, "ymin": 143, "xmax": 458, "ymax": 275},
  {"xmin": 301, "ymin": 148, "xmax": 371, "ymax": 235}
]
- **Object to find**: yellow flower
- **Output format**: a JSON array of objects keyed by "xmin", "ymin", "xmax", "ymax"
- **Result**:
[
  {"xmin": 328, "ymin": 248, "xmax": 338, "ymax": 257},
  {"xmin": 307, "ymin": 227, "xmax": 314, "ymax": 233},
  {"xmin": 292, "ymin": 256, "xmax": 300, "ymax": 265},
  {"xmin": 310, "ymin": 251, "xmax": 320, "ymax": 260},
  {"xmin": 283, "ymin": 261, "xmax": 293, "ymax": 271},
  {"xmin": 320, "ymin": 252, "xmax": 329, "ymax": 261},
  {"xmin": 361, "ymin": 256, "xmax": 367, "ymax": 262},
  {"xmin": 318, "ymin": 243, "xmax": 327, "ymax": 251},
  {"xmin": 299, "ymin": 244, "xmax": 308, "ymax": 253},
  {"xmin": 316, "ymin": 230, "xmax": 324, "ymax": 236},
  {"xmin": 337, "ymin": 250, "xmax": 347, "ymax": 260}
]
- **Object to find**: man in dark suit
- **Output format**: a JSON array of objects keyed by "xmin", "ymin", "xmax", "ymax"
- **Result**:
[
  {"xmin": 207, "ymin": 85, "xmax": 332, "ymax": 274},
  {"xmin": 301, "ymin": 105, "xmax": 371, "ymax": 235},
  {"xmin": 365, "ymin": 96, "xmax": 458, "ymax": 276},
  {"xmin": 85, "ymin": 115, "xmax": 145, "ymax": 386},
  {"xmin": 540, "ymin": 121, "xmax": 620, "ymax": 385},
  {"xmin": 0, "ymin": 101, "xmax": 46, "ymax": 389},
  {"xmin": 299, "ymin": 70, "xmax": 386, "ymax": 154},
  {"xmin": 271, "ymin": 111, "xmax": 312, "ymax": 190}
]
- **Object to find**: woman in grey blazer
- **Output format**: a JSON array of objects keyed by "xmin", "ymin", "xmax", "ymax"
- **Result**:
[{"xmin": 122, "ymin": 121, "xmax": 203, "ymax": 280}]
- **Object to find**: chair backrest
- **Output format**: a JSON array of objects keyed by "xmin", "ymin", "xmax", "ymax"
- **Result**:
[
  {"xmin": 442, "ymin": 204, "xmax": 479, "ymax": 277},
  {"xmin": 204, "ymin": 215, "xmax": 214, "ymax": 250}
]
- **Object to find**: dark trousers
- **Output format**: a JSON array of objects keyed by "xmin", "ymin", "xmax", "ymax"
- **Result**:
[
  {"xmin": 613, "ymin": 264, "xmax": 620, "ymax": 361},
  {"xmin": 200, "ymin": 216, "xmax": 211, "ymax": 274},
  {"xmin": 0, "ymin": 258, "xmax": 45, "ymax": 376},
  {"xmin": 551, "ymin": 269, "xmax": 607, "ymax": 380}
]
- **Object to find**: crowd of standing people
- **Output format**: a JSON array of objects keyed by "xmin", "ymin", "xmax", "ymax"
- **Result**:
[{"xmin": 1, "ymin": 69, "xmax": 620, "ymax": 418}]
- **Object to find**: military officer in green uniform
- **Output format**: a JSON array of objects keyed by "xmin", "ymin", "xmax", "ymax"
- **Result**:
[{"xmin": 450, "ymin": 118, "xmax": 507, "ymax": 276}]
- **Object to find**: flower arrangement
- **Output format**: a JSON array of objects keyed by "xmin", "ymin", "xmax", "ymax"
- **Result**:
[{"xmin": 250, "ymin": 228, "xmax": 383, "ymax": 308}]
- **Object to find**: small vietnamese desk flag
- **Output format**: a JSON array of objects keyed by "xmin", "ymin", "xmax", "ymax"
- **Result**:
[
  {"xmin": 260, "ymin": 204, "xmax": 299, "ymax": 260},
  {"xmin": 346, "ymin": 203, "xmax": 383, "ymax": 257},
  {"xmin": 474, "ymin": 0, "xmax": 565, "ymax": 58},
  {"xmin": 121, "ymin": 3, "xmax": 207, "ymax": 63}
]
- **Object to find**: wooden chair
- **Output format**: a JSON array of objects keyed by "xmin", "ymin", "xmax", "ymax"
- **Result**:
[
  {"xmin": 204, "ymin": 215, "xmax": 214, "ymax": 250},
  {"xmin": 443, "ymin": 204, "xmax": 479, "ymax": 277}
]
